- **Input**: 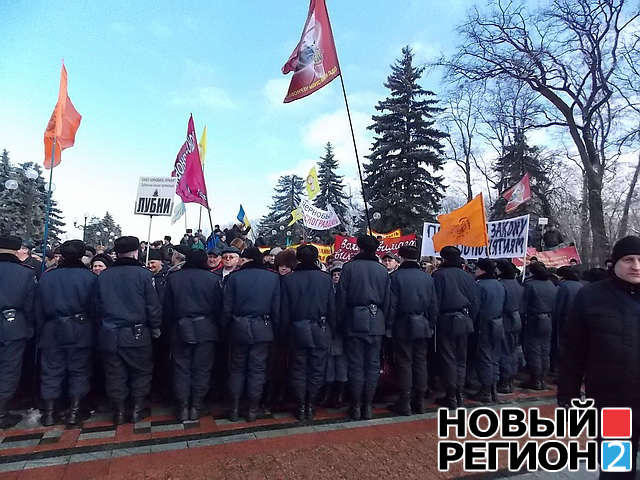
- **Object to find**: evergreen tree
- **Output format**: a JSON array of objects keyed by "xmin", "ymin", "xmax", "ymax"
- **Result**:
[
  {"xmin": 315, "ymin": 142, "xmax": 348, "ymax": 218},
  {"xmin": 259, "ymin": 174, "xmax": 304, "ymax": 246},
  {"xmin": 364, "ymin": 46, "xmax": 448, "ymax": 234},
  {"xmin": 84, "ymin": 212, "xmax": 123, "ymax": 247}
]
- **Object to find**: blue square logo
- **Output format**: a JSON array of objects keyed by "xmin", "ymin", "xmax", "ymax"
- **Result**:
[{"xmin": 601, "ymin": 441, "xmax": 632, "ymax": 472}]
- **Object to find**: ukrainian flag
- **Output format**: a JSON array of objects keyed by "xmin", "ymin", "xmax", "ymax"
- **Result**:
[{"xmin": 237, "ymin": 205, "xmax": 251, "ymax": 228}]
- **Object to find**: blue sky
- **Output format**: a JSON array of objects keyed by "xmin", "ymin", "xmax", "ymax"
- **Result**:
[{"xmin": 0, "ymin": 0, "xmax": 472, "ymax": 241}]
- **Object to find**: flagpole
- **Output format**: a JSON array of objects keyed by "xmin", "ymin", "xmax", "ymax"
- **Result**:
[
  {"xmin": 198, "ymin": 206, "xmax": 202, "ymax": 231},
  {"xmin": 41, "ymin": 139, "xmax": 55, "ymax": 273}
]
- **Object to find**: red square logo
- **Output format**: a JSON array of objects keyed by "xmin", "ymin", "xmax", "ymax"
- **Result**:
[{"xmin": 601, "ymin": 408, "xmax": 632, "ymax": 438}]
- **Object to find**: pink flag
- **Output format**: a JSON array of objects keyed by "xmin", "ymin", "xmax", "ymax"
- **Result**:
[
  {"xmin": 502, "ymin": 173, "xmax": 531, "ymax": 214},
  {"xmin": 171, "ymin": 115, "xmax": 208, "ymax": 208}
]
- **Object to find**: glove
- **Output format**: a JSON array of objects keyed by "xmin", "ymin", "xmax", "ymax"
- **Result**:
[{"xmin": 151, "ymin": 328, "xmax": 161, "ymax": 339}]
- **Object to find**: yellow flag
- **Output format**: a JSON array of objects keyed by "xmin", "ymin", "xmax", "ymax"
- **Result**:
[
  {"xmin": 199, "ymin": 126, "xmax": 207, "ymax": 166},
  {"xmin": 305, "ymin": 166, "xmax": 320, "ymax": 200},
  {"xmin": 288, "ymin": 208, "xmax": 302, "ymax": 226}
]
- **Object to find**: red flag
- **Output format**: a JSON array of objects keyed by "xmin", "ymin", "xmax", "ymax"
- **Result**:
[
  {"xmin": 44, "ymin": 63, "xmax": 82, "ymax": 169},
  {"xmin": 282, "ymin": 0, "xmax": 341, "ymax": 103},
  {"xmin": 171, "ymin": 115, "xmax": 209, "ymax": 208},
  {"xmin": 502, "ymin": 173, "xmax": 532, "ymax": 213}
]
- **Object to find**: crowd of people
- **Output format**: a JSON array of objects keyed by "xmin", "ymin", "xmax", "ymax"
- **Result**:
[{"xmin": 0, "ymin": 228, "xmax": 639, "ymax": 473}]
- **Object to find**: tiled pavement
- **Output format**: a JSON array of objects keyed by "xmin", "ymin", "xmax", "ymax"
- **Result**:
[{"xmin": 0, "ymin": 388, "xmax": 632, "ymax": 479}]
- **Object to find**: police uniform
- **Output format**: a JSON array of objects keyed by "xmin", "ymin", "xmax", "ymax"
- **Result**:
[
  {"xmin": 164, "ymin": 250, "xmax": 221, "ymax": 421},
  {"xmin": 432, "ymin": 247, "xmax": 479, "ymax": 408},
  {"xmin": 281, "ymin": 245, "xmax": 335, "ymax": 420},
  {"xmin": 149, "ymin": 249, "xmax": 171, "ymax": 404},
  {"xmin": 96, "ymin": 236, "xmax": 162, "ymax": 424},
  {"xmin": 336, "ymin": 236, "xmax": 390, "ymax": 421},
  {"xmin": 388, "ymin": 246, "xmax": 438, "ymax": 415},
  {"xmin": 471, "ymin": 259, "xmax": 506, "ymax": 403},
  {"xmin": 521, "ymin": 262, "xmax": 557, "ymax": 390},
  {"xmin": 550, "ymin": 266, "xmax": 582, "ymax": 374},
  {"xmin": 35, "ymin": 240, "xmax": 97, "ymax": 426},
  {"xmin": 223, "ymin": 248, "xmax": 280, "ymax": 422},
  {"xmin": 0, "ymin": 236, "xmax": 36, "ymax": 428},
  {"xmin": 323, "ymin": 264, "xmax": 347, "ymax": 407},
  {"xmin": 496, "ymin": 261, "xmax": 523, "ymax": 394}
]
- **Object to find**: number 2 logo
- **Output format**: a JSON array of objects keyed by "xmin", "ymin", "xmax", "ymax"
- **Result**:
[{"xmin": 602, "ymin": 441, "xmax": 632, "ymax": 472}]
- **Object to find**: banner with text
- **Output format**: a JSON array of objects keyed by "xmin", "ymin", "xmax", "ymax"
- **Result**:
[
  {"xmin": 513, "ymin": 246, "xmax": 581, "ymax": 268},
  {"xmin": 421, "ymin": 214, "xmax": 529, "ymax": 259},
  {"xmin": 333, "ymin": 234, "xmax": 417, "ymax": 263},
  {"xmin": 300, "ymin": 198, "xmax": 341, "ymax": 230}
]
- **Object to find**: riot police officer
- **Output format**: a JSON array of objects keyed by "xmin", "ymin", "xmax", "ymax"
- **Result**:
[
  {"xmin": 432, "ymin": 246, "xmax": 479, "ymax": 409},
  {"xmin": 281, "ymin": 245, "xmax": 335, "ymax": 421},
  {"xmin": 336, "ymin": 235, "xmax": 390, "ymax": 421},
  {"xmin": 35, "ymin": 240, "xmax": 97, "ymax": 426},
  {"xmin": 223, "ymin": 248, "xmax": 280, "ymax": 422},
  {"xmin": 471, "ymin": 258, "xmax": 506, "ymax": 403},
  {"xmin": 496, "ymin": 260, "xmax": 523, "ymax": 394},
  {"xmin": 388, "ymin": 246, "xmax": 438, "ymax": 416},
  {"xmin": 96, "ymin": 236, "xmax": 162, "ymax": 424},
  {"xmin": 0, "ymin": 235, "xmax": 36, "ymax": 428},
  {"xmin": 163, "ymin": 249, "xmax": 221, "ymax": 421}
]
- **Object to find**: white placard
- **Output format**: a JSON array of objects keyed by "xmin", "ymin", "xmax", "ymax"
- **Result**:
[{"xmin": 134, "ymin": 177, "xmax": 177, "ymax": 216}]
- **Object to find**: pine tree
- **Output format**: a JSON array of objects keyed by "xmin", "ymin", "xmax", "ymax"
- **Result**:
[
  {"xmin": 259, "ymin": 174, "xmax": 304, "ymax": 246},
  {"xmin": 83, "ymin": 212, "xmax": 123, "ymax": 247},
  {"xmin": 364, "ymin": 46, "xmax": 448, "ymax": 234},
  {"xmin": 315, "ymin": 142, "xmax": 348, "ymax": 218}
]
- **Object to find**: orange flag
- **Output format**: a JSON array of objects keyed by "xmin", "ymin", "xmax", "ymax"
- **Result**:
[
  {"xmin": 433, "ymin": 194, "xmax": 489, "ymax": 252},
  {"xmin": 44, "ymin": 63, "xmax": 82, "ymax": 169}
]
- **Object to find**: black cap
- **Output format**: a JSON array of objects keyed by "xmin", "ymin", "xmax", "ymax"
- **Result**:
[
  {"xmin": 221, "ymin": 246, "xmax": 240, "ymax": 255},
  {"xmin": 557, "ymin": 265, "xmax": 581, "ymax": 281},
  {"xmin": 164, "ymin": 235, "xmax": 171, "ymax": 242},
  {"xmin": 356, "ymin": 235, "xmax": 380, "ymax": 253},
  {"xmin": 398, "ymin": 246, "xmax": 419, "ymax": 260},
  {"xmin": 241, "ymin": 247, "xmax": 263, "ymax": 264},
  {"xmin": 91, "ymin": 253, "xmax": 113, "ymax": 268},
  {"xmin": 296, "ymin": 244, "xmax": 318, "ymax": 265},
  {"xmin": 440, "ymin": 246, "xmax": 461, "ymax": 261},
  {"xmin": 148, "ymin": 249, "xmax": 163, "ymax": 261},
  {"xmin": 529, "ymin": 261, "xmax": 549, "ymax": 280},
  {"xmin": 476, "ymin": 258, "xmax": 497, "ymax": 274},
  {"xmin": 611, "ymin": 236, "xmax": 640, "ymax": 265},
  {"xmin": 173, "ymin": 245, "xmax": 191, "ymax": 256},
  {"xmin": 185, "ymin": 249, "xmax": 208, "ymax": 268},
  {"xmin": 61, "ymin": 240, "xmax": 86, "ymax": 260},
  {"xmin": 21, "ymin": 239, "xmax": 34, "ymax": 250},
  {"xmin": 113, "ymin": 236, "xmax": 140, "ymax": 254},
  {"xmin": 0, "ymin": 235, "xmax": 22, "ymax": 250},
  {"xmin": 496, "ymin": 260, "xmax": 518, "ymax": 279}
]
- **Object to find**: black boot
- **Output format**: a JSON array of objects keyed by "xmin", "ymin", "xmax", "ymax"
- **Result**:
[
  {"xmin": 362, "ymin": 403, "xmax": 373, "ymax": 420},
  {"xmin": 246, "ymin": 402, "xmax": 259, "ymax": 422},
  {"xmin": 491, "ymin": 384, "xmax": 498, "ymax": 402},
  {"xmin": 229, "ymin": 399, "xmax": 240, "ymax": 422},
  {"xmin": 333, "ymin": 382, "xmax": 345, "ymax": 408},
  {"xmin": 436, "ymin": 390, "xmax": 458, "ymax": 409},
  {"xmin": 113, "ymin": 401, "xmax": 126, "ymax": 425},
  {"xmin": 67, "ymin": 398, "xmax": 81, "ymax": 426},
  {"xmin": 319, "ymin": 384, "xmax": 332, "ymax": 407},
  {"xmin": 306, "ymin": 403, "xmax": 315, "ymax": 421},
  {"xmin": 471, "ymin": 386, "xmax": 492, "ymax": 403},
  {"xmin": 0, "ymin": 401, "xmax": 22, "ymax": 430},
  {"xmin": 189, "ymin": 398, "xmax": 202, "ymax": 421},
  {"xmin": 496, "ymin": 379, "xmax": 512, "ymax": 394},
  {"xmin": 350, "ymin": 404, "xmax": 361, "ymax": 420},
  {"xmin": 392, "ymin": 392, "xmax": 411, "ymax": 416},
  {"xmin": 535, "ymin": 377, "xmax": 546, "ymax": 390},
  {"xmin": 177, "ymin": 402, "xmax": 189, "ymax": 422},
  {"xmin": 131, "ymin": 398, "xmax": 149, "ymax": 423},
  {"xmin": 42, "ymin": 400, "xmax": 56, "ymax": 427},
  {"xmin": 295, "ymin": 403, "xmax": 306, "ymax": 421},
  {"xmin": 456, "ymin": 389, "xmax": 464, "ymax": 407},
  {"xmin": 412, "ymin": 392, "xmax": 425, "ymax": 414}
]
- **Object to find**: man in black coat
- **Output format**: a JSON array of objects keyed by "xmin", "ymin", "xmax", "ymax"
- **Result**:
[
  {"xmin": 559, "ymin": 236, "xmax": 640, "ymax": 478},
  {"xmin": 388, "ymin": 246, "xmax": 438, "ymax": 416},
  {"xmin": 520, "ymin": 262, "xmax": 557, "ymax": 390},
  {"xmin": 551, "ymin": 265, "xmax": 582, "ymax": 375},
  {"xmin": 496, "ymin": 260, "xmax": 523, "ymax": 394},
  {"xmin": 281, "ymin": 245, "xmax": 335, "ymax": 421},
  {"xmin": 223, "ymin": 248, "xmax": 280, "ymax": 422},
  {"xmin": 148, "ymin": 248, "xmax": 171, "ymax": 404},
  {"xmin": 34, "ymin": 240, "xmax": 97, "ymax": 426},
  {"xmin": 471, "ymin": 258, "xmax": 506, "ymax": 403},
  {"xmin": 96, "ymin": 236, "xmax": 162, "ymax": 424},
  {"xmin": 164, "ymin": 249, "xmax": 221, "ymax": 421},
  {"xmin": 432, "ymin": 246, "xmax": 479, "ymax": 408},
  {"xmin": 0, "ymin": 235, "xmax": 36, "ymax": 428},
  {"xmin": 336, "ymin": 235, "xmax": 390, "ymax": 421}
]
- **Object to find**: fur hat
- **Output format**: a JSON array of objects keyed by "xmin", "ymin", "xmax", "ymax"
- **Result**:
[
  {"xmin": 114, "ymin": 236, "xmax": 139, "ymax": 254},
  {"xmin": 356, "ymin": 235, "xmax": 380, "ymax": 253},
  {"xmin": 147, "ymin": 249, "xmax": 163, "ymax": 261},
  {"xmin": 440, "ymin": 246, "xmax": 462, "ymax": 262},
  {"xmin": 185, "ymin": 249, "xmax": 208, "ymax": 268},
  {"xmin": 296, "ymin": 244, "xmax": 318, "ymax": 265},
  {"xmin": 241, "ymin": 247, "xmax": 263, "ymax": 264},
  {"xmin": 60, "ymin": 240, "xmax": 86, "ymax": 260},
  {"xmin": 275, "ymin": 249, "xmax": 298, "ymax": 269},
  {"xmin": 476, "ymin": 258, "xmax": 497, "ymax": 275},
  {"xmin": 398, "ymin": 246, "xmax": 419, "ymax": 260},
  {"xmin": 0, "ymin": 235, "xmax": 22, "ymax": 251}
]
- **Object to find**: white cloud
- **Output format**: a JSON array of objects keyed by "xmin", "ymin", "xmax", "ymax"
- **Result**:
[
  {"xmin": 263, "ymin": 78, "xmax": 290, "ymax": 107},
  {"xmin": 410, "ymin": 41, "xmax": 442, "ymax": 63},
  {"xmin": 172, "ymin": 86, "xmax": 235, "ymax": 110}
]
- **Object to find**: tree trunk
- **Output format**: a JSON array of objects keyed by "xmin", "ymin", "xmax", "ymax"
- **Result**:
[
  {"xmin": 618, "ymin": 151, "xmax": 640, "ymax": 240},
  {"xmin": 579, "ymin": 175, "xmax": 591, "ymax": 265},
  {"xmin": 586, "ymin": 174, "xmax": 609, "ymax": 267},
  {"xmin": 465, "ymin": 158, "xmax": 473, "ymax": 203}
]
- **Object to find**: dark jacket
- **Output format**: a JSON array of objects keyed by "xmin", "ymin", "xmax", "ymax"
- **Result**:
[
  {"xmin": 160, "ymin": 243, "xmax": 173, "ymax": 263},
  {"xmin": 336, "ymin": 252, "xmax": 391, "ymax": 337},
  {"xmin": 223, "ymin": 261, "xmax": 280, "ymax": 344},
  {"xmin": 558, "ymin": 277, "xmax": 640, "ymax": 408},
  {"xmin": 281, "ymin": 264, "xmax": 335, "ymax": 349},
  {"xmin": 432, "ymin": 264, "xmax": 479, "ymax": 317},
  {"xmin": 475, "ymin": 276, "xmax": 506, "ymax": 323},
  {"xmin": 34, "ymin": 259, "xmax": 97, "ymax": 348},
  {"xmin": 552, "ymin": 279, "xmax": 583, "ymax": 339},
  {"xmin": 0, "ymin": 253, "xmax": 36, "ymax": 343},
  {"xmin": 520, "ymin": 279, "xmax": 557, "ymax": 317},
  {"xmin": 22, "ymin": 255, "xmax": 42, "ymax": 280},
  {"xmin": 501, "ymin": 278, "xmax": 523, "ymax": 333},
  {"xmin": 152, "ymin": 264, "xmax": 169, "ymax": 305},
  {"xmin": 96, "ymin": 257, "xmax": 162, "ymax": 332},
  {"xmin": 389, "ymin": 262, "xmax": 438, "ymax": 340},
  {"xmin": 163, "ymin": 264, "xmax": 222, "ymax": 344}
]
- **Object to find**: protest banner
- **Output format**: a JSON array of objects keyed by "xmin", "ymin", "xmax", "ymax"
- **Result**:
[
  {"xmin": 333, "ymin": 234, "xmax": 417, "ymax": 262},
  {"xmin": 257, "ymin": 243, "xmax": 333, "ymax": 263},
  {"xmin": 367, "ymin": 228, "xmax": 402, "ymax": 239},
  {"xmin": 513, "ymin": 246, "xmax": 581, "ymax": 268},
  {"xmin": 300, "ymin": 198, "xmax": 341, "ymax": 230},
  {"xmin": 421, "ymin": 214, "xmax": 529, "ymax": 260}
]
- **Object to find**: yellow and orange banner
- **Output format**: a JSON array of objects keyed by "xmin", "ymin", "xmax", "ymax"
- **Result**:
[{"xmin": 432, "ymin": 194, "xmax": 488, "ymax": 252}]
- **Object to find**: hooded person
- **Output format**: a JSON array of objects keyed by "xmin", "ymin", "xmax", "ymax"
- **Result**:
[
  {"xmin": 95, "ymin": 236, "xmax": 162, "ymax": 424},
  {"xmin": 520, "ymin": 262, "xmax": 557, "ymax": 390},
  {"xmin": 280, "ymin": 245, "xmax": 335, "ymax": 420},
  {"xmin": 163, "ymin": 248, "xmax": 222, "ymax": 421},
  {"xmin": 559, "ymin": 236, "xmax": 640, "ymax": 477},
  {"xmin": 336, "ymin": 235, "xmax": 390, "ymax": 420},
  {"xmin": 0, "ymin": 235, "xmax": 36, "ymax": 428},
  {"xmin": 34, "ymin": 240, "xmax": 98, "ymax": 426},
  {"xmin": 223, "ymin": 246, "xmax": 280, "ymax": 422},
  {"xmin": 431, "ymin": 246, "xmax": 479, "ymax": 408},
  {"xmin": 495, "ymin": 260, "xmax": 523, "ymax": 394}
]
